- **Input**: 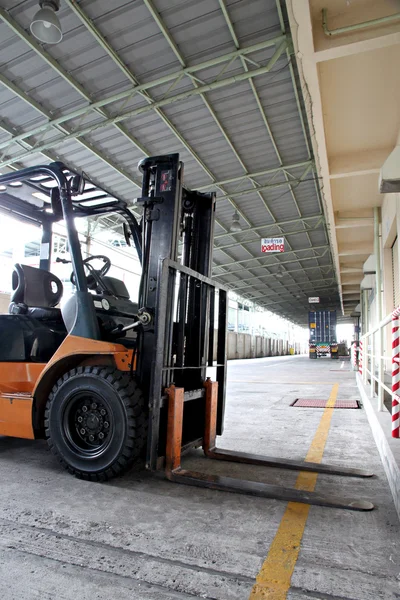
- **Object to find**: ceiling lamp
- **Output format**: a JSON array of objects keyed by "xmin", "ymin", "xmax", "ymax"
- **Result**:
[
  {"xmin": 30, "ymin": 0, "xmax": 63, "ymax": 44},
  {"xmin": 275, "ymin": 266, "xmax": 284, "ymax": 279},
  {"xmin": 229, "ymin": 210, "xmax": 242, "ymax": 233}
]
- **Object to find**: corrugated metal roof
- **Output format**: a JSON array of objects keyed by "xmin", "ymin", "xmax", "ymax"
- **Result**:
[{"xmin": 0, "ymin": 0, "xmax": 340, "ymax": 324}]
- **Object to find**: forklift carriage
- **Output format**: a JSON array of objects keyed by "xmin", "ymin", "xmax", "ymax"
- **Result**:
[{"xmin": 0, "ymin": 156, "xmax": 373, "ymax": 510}]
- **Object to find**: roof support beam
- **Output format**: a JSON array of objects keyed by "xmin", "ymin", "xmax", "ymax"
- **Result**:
[
  {"xmin": 0, "ymin": 73, "xmax": 143, "ymax": 218},
  {"xmin": 0, "ymin": 8, "xmax": 150, "ymax": 160},
  {"xmin": 249, "ymin": 278, "xmax": 336, "ymax": 300},
  {"xmin": 338, "ymin": 246, "xmax": 372, "ymax": 256},
  {"xmin": 140, "ymin": 0, "xmax": 290, "ymax": 286},
  {"xmin": 275, "ymin": 0, "xmax": 326, "ymax": 247},
  {"xmin": 229, "ymin": 264, "xmax": 333, "ymax": 287},
  {"xmin": 219, "ymin": 0, "xmax": 307, "ymax": 218},
  {"xmin": 57, "ymin": 0, "xmax": 229, "ymax": 236},
  {"xmin": 342, "ymin": 288, "xmax": 361, "ymax": 294},
  {"xmin": 213, "ymin": 250, "xmax": 329, "ymax": 278},
  {"xmin": 340, "ymin": 267, "xmax": 364, "ymax": 274},
  {"xmin": 215, "ymin": 219, "xmax": 324, "ymax": 252},
  {"xmin": 230, "ymin": 265, "xmax": 333, "ymax": 290},
  {"xmin": 215, "ymin": 1, "xmax": 319, "ymax": 294},
  {"xmin": 315, "ymin": 31, "xmax": 400, "ymax": 63},
  {"xmin": 258, "ymin": 286, "xmax": 339, "ymax": 308},
  {"xmin": 285, "ymin": 0, "xmax": 345, "ymax": 314},
  {"xmin": 275, "ymin": 0, "xmax": 313, "ymax": 161},
  {"xmin": 335, "ymin": 218, "xmax": 374, "ymax": 229},
  {"xmin": 196, "ymin": 159, "xmax": 313, "ymax": 190},
  {"xmin": 213, "ymin": 244, "xmax": 329, "ymax": 271},
  {"xmin": 213, "ymin": 256, "xmax": 328, "ymax": 302},
  {"xmin": 142, "ymin": 0, "xmax": 288, "ymax": 237},
  {"xmin": 142, "ymin": 0, "xmax": 249, "ymax": 177},
  {"xmin": 0, "ymin": 80, "xmax": 141, "ymax": 217},
  {"xmin": 0, "ymin": 50, "xmax": 288, "ymax": 170},
  {"xmin": 214, "ymin": 214, "xmax": 322, "ymax": 240},
  {"xmin": 329, "ymin": 148, "xmax": 390, "ymax": 180},
  {"xmin": 341, "ymin": 277, "xmax": 362, "ymax": 284},
  {"xmin": 218, "ymin": 0, "xmax": 322, "ymax": 286},
  {"xmin": 63, "ymin": 0, "xmax": 221, "ymax": 191},
  {"xmin": 0, "ymin": 116, "xmax": 57, "ymax": 167},
  {"xmin": 214, "ymin": 163, "xmax": 313, "ymax": 200},
  {"xmin": 0, "ymin": 20, "xmax": 286, "ymax": 155}
]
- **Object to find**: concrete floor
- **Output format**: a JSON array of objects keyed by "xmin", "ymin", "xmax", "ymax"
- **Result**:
[{"xmin": 0, "ymin": 356, "xmax": 399, "ymax": 599}]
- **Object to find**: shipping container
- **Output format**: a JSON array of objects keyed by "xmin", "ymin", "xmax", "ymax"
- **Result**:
[
  {"xmin": 309, "ymin": 310, "xmax": 337, "ymax": 342},
  {"xmin": 308, "ymin": 310, "xmax": 338, "ymax": 359}
]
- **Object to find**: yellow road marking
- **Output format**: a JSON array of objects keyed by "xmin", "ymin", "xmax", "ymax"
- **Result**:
[{"xmin": 248, "ymin": 383, "xmax": 339, "ymax": 600}]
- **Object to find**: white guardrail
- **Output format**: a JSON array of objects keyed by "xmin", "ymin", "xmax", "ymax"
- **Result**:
[{"xmin": 361, "ymin": 308, "xmax": 400, "ymax": 438}]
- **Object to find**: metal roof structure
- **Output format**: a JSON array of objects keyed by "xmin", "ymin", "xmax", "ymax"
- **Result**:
[{"xmin": 0, "ymin": 0, "xmax": 340, "ymax": 324}]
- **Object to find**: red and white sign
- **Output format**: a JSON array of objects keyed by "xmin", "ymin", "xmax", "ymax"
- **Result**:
[{"xmin": 261, "ymin": 237, "xmax": 285, "ymax": 253}]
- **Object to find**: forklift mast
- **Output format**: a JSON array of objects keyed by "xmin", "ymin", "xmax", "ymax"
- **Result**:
[
  {"xmin": 136, "ymin": 154, "xmax": 183, "ymax": 390},
  {"xmin": 134, "ymin": 154, "xmax": 227, "ymax": 470}
]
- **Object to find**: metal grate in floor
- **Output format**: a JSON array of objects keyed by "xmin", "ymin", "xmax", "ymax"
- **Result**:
[{"xmin": 292, "ymin": 399, "xmax": 360, "ymax": 408}]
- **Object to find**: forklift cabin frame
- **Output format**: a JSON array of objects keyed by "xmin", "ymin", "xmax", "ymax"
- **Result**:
[
  {"xmin": 0, "ymin": 162, "xmax": 142, "ymax": 341},
  {"xmin": 0, "ymin": 158, "xmax": 374, "ymax": 511}
]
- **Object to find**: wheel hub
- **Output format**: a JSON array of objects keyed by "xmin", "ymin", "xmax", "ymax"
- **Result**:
[
  {"xmin": 73, "ymin": 399, "xmax": 111, "ymax": 447},
  {"xmin": 86, "ymin": 413, "xmax": 100, "ymax": 430}
]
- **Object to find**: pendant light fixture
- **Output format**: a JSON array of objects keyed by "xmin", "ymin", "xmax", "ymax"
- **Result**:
[
  {"xmin": 229, "ymin": 210, "xmax": 242, "ymax": 233},
  {"xmin": 30, "ymin": 0, "xmax": 63, "ymax": 45}
]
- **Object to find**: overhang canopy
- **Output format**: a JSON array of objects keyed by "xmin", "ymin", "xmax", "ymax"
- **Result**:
[{"xmin": 0, "ymin": 0, "xmax": 341, "ymax": 324}]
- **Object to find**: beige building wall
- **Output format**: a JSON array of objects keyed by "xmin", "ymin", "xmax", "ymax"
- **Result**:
[
  {"xmin": 363, "ymin": 127, "xmax": 400, "ymax": 369},
  {"xmin": 380, "ymin": 128, "xmax": 400, "ymax": 320}
]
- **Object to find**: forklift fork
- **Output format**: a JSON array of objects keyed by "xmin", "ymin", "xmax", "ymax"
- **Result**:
[{"xmin": 165, "ymin": 381, "xmax": 374, "ymax": 511}]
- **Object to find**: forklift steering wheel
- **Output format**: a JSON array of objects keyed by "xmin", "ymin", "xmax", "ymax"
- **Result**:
[{"xmin": 70, "ymin": 255, "xmax": 111, "ymax": 287}]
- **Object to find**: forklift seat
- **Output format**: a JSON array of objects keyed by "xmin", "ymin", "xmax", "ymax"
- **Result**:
[{"xmin": 9, "ymin": 264, "xmax": 63, "ymax": 321}]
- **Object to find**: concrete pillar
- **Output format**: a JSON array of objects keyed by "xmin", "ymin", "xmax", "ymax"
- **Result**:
[
  {"xmin": 245, "ymin": 334, "xmax": 251, "ymax": 358},
  {"xmin": 250, "ymin": 333, "xmax": 256, "ymax": 359}
]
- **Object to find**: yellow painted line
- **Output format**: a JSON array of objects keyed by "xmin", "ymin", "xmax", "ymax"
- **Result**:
[{"xmin": 248, "ymin": 383, "xmax": 339, "ymax": 600}]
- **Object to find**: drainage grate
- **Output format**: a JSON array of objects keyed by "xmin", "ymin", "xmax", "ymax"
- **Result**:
[{"xmin": 292, "ymin": 399, "xmax": 359, "ymax": 408}]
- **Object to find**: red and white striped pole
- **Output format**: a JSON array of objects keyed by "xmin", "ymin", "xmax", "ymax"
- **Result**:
[
  {"xmin": 359, "ymin": 340, "xmax": 363, "ymax": 377},
  {"xmin": 392, "ymin": 307, "xmax": 400, "ymax": 438}
]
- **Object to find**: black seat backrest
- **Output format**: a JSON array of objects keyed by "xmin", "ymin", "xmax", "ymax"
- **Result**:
[{"xmin": 11, "ymin": 264, "xmax": 63, "ymax": 308}]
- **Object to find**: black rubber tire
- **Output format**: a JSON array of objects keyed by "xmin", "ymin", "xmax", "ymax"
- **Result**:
[{"xmin": 45, "ymin": 366, "xmax": 147, "ymax": 481}]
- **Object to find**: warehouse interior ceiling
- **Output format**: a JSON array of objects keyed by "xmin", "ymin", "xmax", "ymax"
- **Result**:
[
  {"xmin": 287, "ymin": 0, "xmax": 400, "ymax": 317},
  {"xmin": 0, "ymin": 0, "xmax": 342, "ymax": 325}
]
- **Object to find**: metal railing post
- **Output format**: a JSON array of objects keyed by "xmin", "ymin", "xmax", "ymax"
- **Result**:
[
  {"xmin": 378, "ymin": 327, "xmax": 384, "ymax": 410},
  {"xmin": 363, "ymin": 336, "xmax": 368, "ymax": 384},
  {"xmin": 360, "ymin": 312, "xmax": 397, "ymax": 435},
  {"xmin": 370, "ymin": 332, "xmax": 375, "ymax": 396}
]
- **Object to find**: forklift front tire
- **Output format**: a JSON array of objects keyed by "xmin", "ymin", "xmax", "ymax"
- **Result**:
[{"xmin": 45, "ymin": 366, "xmax": 147, "ymax": 481}]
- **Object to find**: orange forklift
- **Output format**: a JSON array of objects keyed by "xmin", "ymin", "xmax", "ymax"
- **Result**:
[{"xmin": 0, "ymin": 155, "xmax": 373, "ymax": 510}]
